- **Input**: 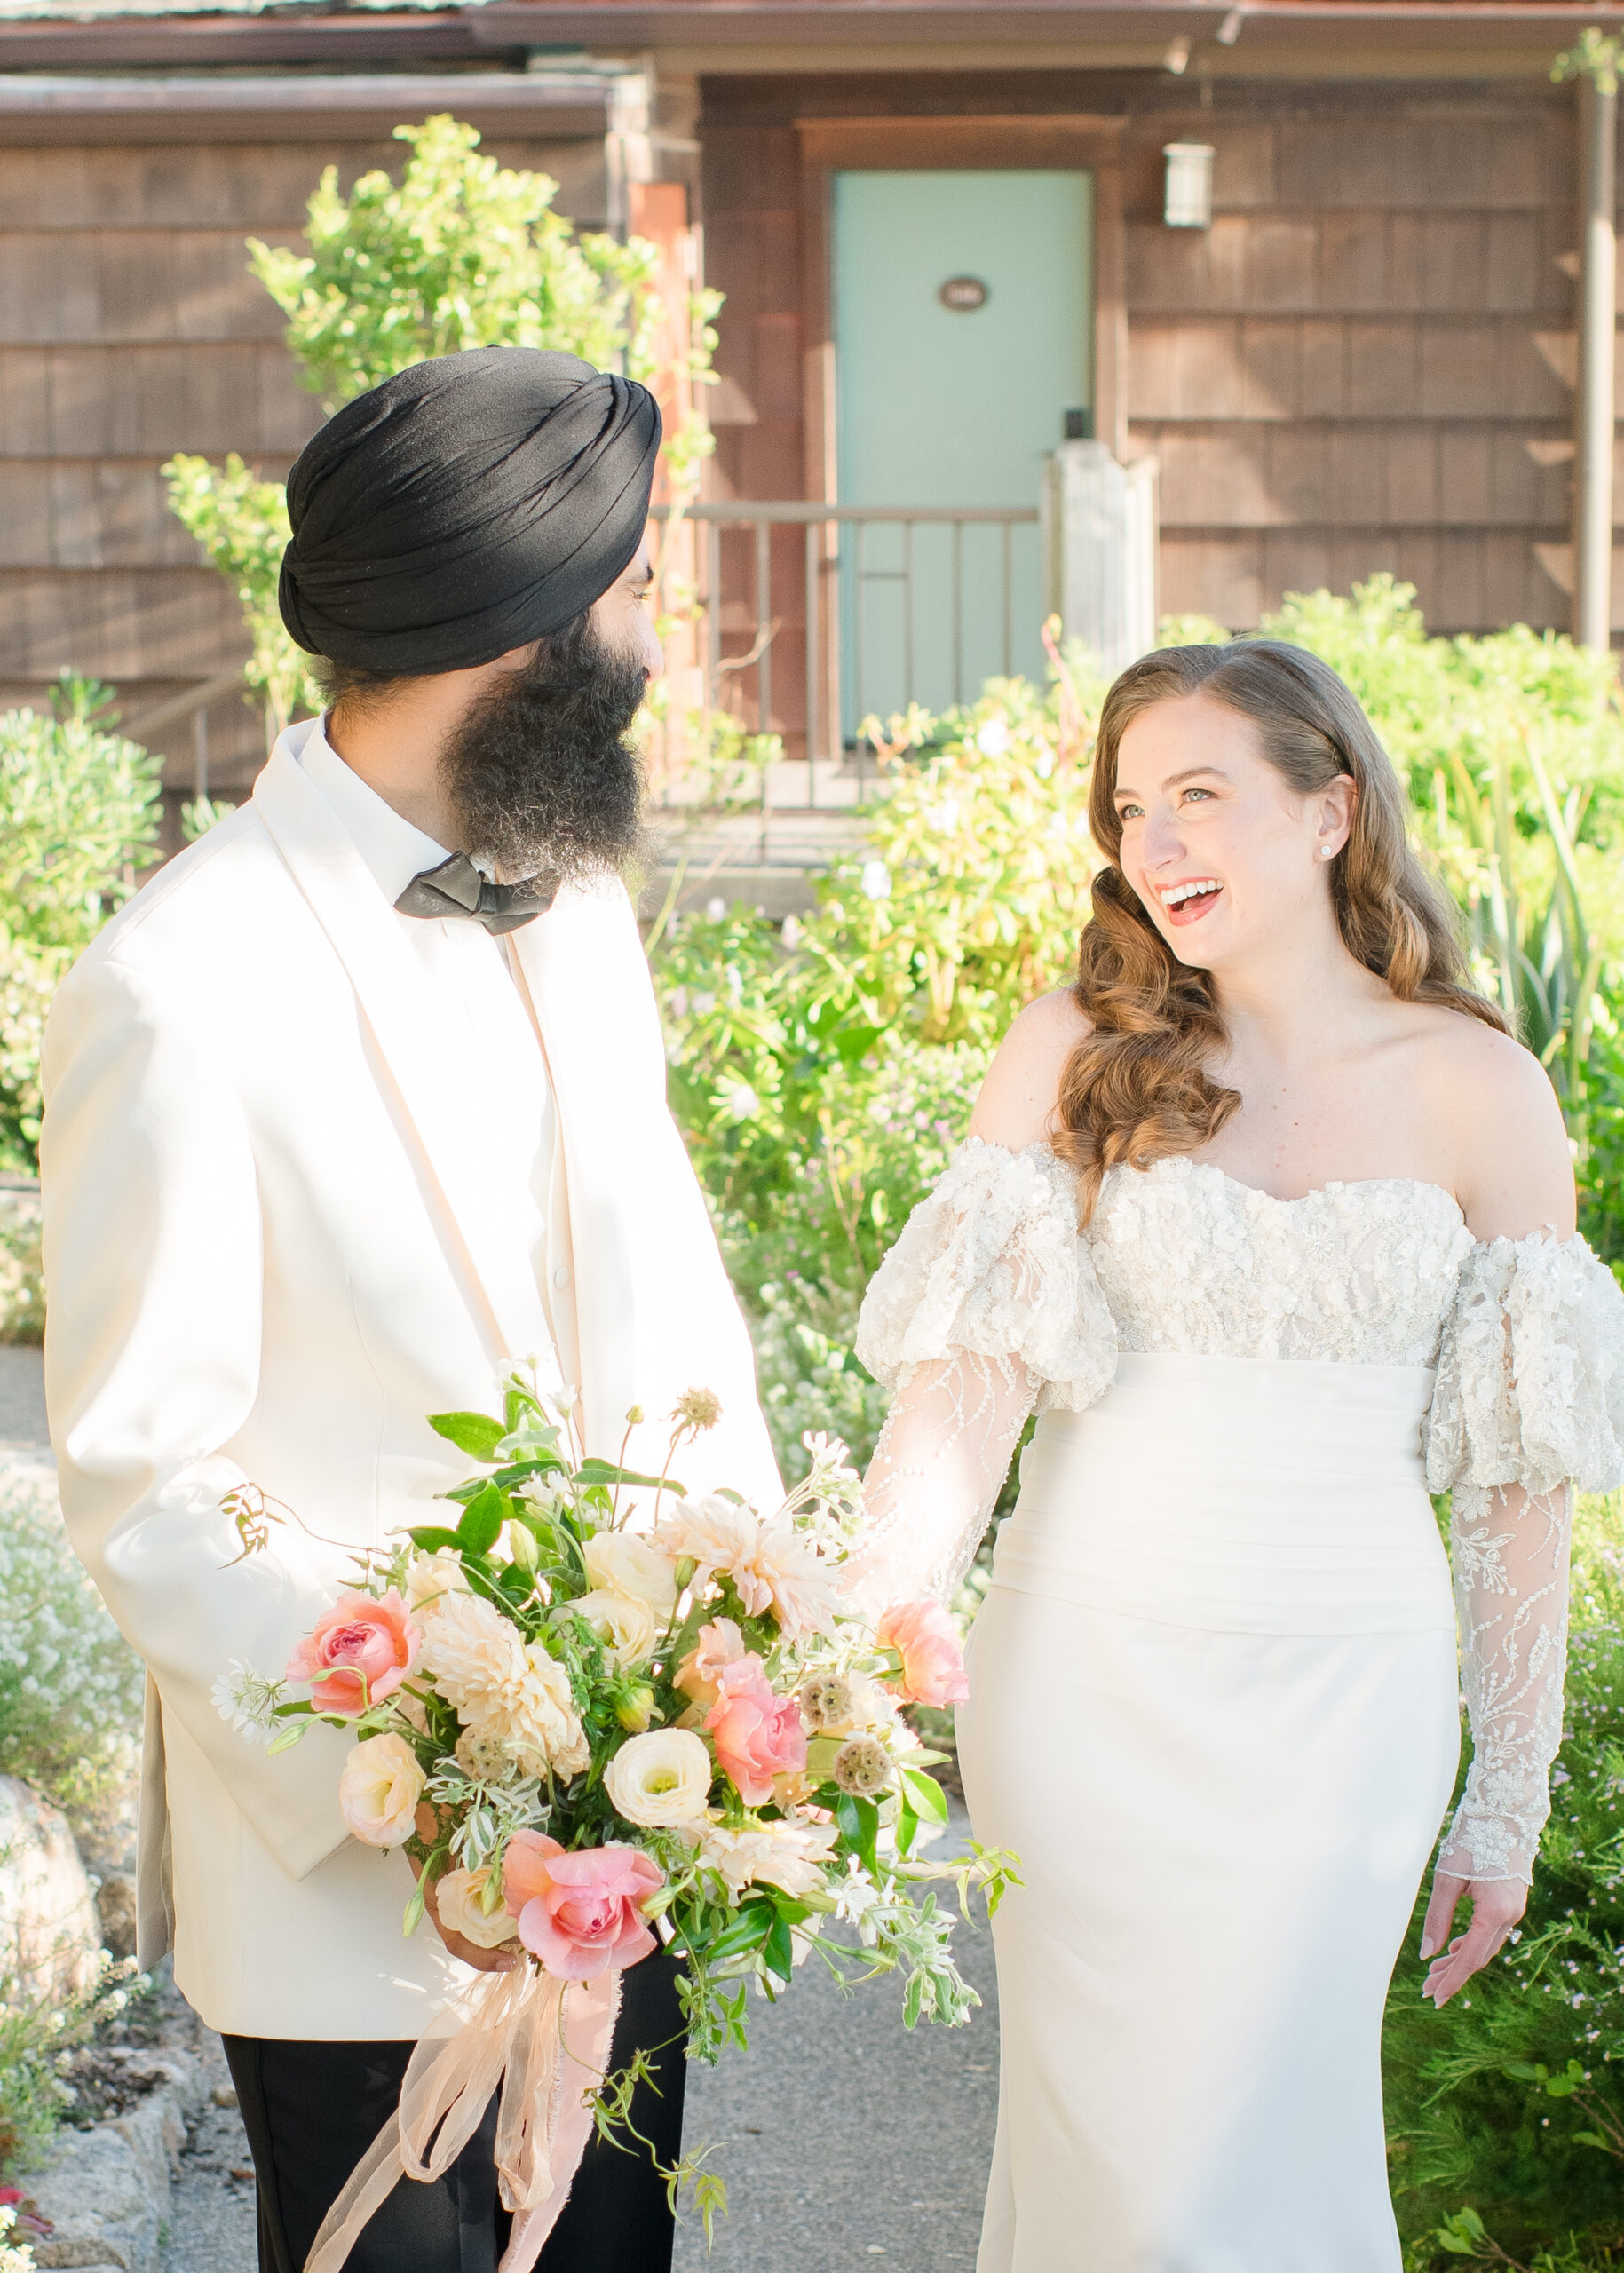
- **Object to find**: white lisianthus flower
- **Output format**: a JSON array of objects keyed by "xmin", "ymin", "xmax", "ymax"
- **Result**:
[
  {"xmin": 691, "ymin": 1818, "xmax": 840, "ymax": 1899},
  {"xmin": 338, "ymin": 1732, "xmax": 424, "ymax": 1847},
  {"xmin": 421, "ymin": 1592, "xmax": 590, "ymax": 1778},
  {"xmin": 605, "ymin": 1728, "xmax": 714, "ymax": 1827},
  {"xmin": 433, "ymin": 1865, "xmax": 520, "ymax": 1949},
  {"xmin": 405, "ymin": 1548, "xmax": 470, "ymax": 1620},
  {"xmin": 573, "ymin": 1588, "xmax": 659, "ymax": 1667},
  {"xmin": 584, "ymin": 1531, "xmax": 679, "ymax": 1614}
]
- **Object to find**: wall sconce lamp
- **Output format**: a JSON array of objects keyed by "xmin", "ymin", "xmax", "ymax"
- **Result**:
[{"xmin": 1163, "ymin": 142, "xmax": 1216, "ymax": 228}]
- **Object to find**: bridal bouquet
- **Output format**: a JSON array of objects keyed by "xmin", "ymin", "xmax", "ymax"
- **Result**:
[{"xmin": 214, "ymin": 1366, "xmax": 1012, "ymax": 2259}]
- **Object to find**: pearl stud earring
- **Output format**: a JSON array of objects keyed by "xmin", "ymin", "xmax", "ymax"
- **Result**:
[{"xmin": 1320, "ymin": 844, "xmax": 1335, "ymax": 859}]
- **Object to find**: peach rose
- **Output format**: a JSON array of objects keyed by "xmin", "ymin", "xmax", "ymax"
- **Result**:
[
  {"xmin": 704, "ymin": 1657, "xmax": 807, "ymax": 1806},
  {"xmin": 877, "ymin": 1599, "xmax": 970, "ymax": 1708},
  {"xmin": 288, "ymin": 1589, "xmax": 419, "ymax": 1718},
  {"xmin": 338, "ymin": 1732, "xmax": 424, "ymax": 1847},
  {"xmin": 501, "ymin": 1832, "xmax": 662, "ymax": 1982},
  {"xmin": 673, "ymin": 1619, "xmax": 748, "ymax": 1715}
]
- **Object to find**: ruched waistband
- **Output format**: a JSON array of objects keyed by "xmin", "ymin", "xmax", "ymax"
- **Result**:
[{"xmin": 991, "ymin": 1351, "xmax": 1454, "ymax": 1635}]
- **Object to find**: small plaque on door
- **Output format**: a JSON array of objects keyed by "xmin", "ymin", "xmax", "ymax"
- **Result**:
[{"xmin": 939, "ymin": 275, "xmax": 989, "ymax": 312}]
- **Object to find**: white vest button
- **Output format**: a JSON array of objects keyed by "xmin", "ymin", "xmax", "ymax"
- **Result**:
[{"xmin": 552, "ymin": 1265, "xmax": 571, "ymax": 1291}]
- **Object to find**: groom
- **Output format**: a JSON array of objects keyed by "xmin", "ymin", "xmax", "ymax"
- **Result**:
[{"xmin": 41, "ymin": 347, "xmax": 780, "ymax": 2273}]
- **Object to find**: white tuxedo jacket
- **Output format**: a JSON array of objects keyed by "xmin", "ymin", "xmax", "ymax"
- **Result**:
[{"xmin": 40, "ymin": 727, "xmax": 780, "ymax": 2039}]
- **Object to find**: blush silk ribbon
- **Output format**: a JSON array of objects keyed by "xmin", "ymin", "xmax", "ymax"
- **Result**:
[{"xmin": 303, "ymin": 1960, "xmax": 622, "ymax": 2273}]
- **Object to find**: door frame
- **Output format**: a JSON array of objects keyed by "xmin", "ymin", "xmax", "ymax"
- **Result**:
[{"xmin": 796, "ymin": 113, "xmax": 1129, "ymax": 504}]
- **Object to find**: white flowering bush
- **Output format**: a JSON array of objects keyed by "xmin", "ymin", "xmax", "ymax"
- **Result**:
[
  {"xmin": 0, "ymin": 1476, "xmax": 143, "ymax": 1841},
  {"xmin": 0, "ymin": 1951, "xmax": 146, "ymax": 2179},
  {"xmin": 0, "ymin": 1192, "xmax": 41, "ymax": 1348}
]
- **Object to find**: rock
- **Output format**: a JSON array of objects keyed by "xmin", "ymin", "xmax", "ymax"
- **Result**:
[
  {"xmin": 0, "ymin": 1778, "xmax": 99, "ymax": 2004},
  {"xmin": 28, "ymin": 2052, "xmax": 206, "ymax": 2273},
  {"xmin": 93, "ymin": 1875, "xmax": 139, "ymax": 1963},
  {"xmin": 208, "ymin": 2087, "xmax": 237, "ymax": 2111},
  {"xmin": 28, "ymin": 2120, "xmax": 152, "ymax": 2269}
]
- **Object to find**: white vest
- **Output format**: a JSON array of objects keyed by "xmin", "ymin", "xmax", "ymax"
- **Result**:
[{"xmin": 40, "ymin": 726, "xmax": 781, "ymax": 2039}]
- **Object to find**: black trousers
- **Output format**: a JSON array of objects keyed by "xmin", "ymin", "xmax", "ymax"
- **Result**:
[{"xmin": 222, "ymin": 1953, "xmax": 687, "ymax": 2273}]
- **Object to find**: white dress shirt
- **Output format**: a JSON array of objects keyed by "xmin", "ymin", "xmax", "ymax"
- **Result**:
[{"xmin": 299, "ymin": 721, "xmax": 566, "ymax": 1369}]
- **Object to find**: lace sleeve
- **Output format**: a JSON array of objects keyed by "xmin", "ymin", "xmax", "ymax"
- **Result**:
[
  {"xmin": 845, "ymin": 1138, "xmax": 1117, "ymax": 1611},
  {"xmin": 1426, "ymin": 1233, "xmax": 1624, "ymax": 1883}
]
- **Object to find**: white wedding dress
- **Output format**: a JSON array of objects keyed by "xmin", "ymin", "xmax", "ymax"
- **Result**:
[{"xmin": 851, "ymin": 1143, "xmax": 1624, "ymax": 2273}]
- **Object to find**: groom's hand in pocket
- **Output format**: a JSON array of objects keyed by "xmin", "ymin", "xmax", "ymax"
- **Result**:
[{"xmin": 1419, "ymin": 1872, "xmax": 1527, "ymax": 2008}]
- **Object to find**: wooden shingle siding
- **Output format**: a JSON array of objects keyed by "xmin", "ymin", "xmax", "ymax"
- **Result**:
[
  {"xmin": 0, "ymin": 132, "xmax": 606, "ymax": 789},
  {"xmin": 702, "ymin": 123, "xmax": 805, "ymax": 503},
  {"xmin": 1123, "ymin": 89, "xmax": 1584, "ymax": 634},
  {"xmin": 701, "ymin": 74, "xmax": 1594, "ymax": 649}
]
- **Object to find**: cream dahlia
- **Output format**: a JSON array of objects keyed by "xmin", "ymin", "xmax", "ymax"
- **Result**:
[{"xmin": 420, "ymin": 1591, "xmax": 590, "ymax": 1779}]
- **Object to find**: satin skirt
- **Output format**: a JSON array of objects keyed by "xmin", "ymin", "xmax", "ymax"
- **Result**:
[{"xmin": 956, "ymin": 1354, "xmax": 1461, "ymax": 2273}]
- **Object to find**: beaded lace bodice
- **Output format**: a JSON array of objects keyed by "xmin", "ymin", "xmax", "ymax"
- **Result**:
[
  {"xmin": 852, "ymin": 1139, "xmax": 1624, "ymax": 1887},
  {"xmin": 1090, "ymin": 1154, "xmax": 1474, "ymax": 1366}
]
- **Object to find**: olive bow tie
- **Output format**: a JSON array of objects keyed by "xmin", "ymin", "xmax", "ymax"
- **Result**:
[{"xmin": 393, "ymin": 852, "xmax": 557, "ymax": 936}]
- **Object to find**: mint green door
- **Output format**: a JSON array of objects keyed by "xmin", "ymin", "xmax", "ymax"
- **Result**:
[{"xmin": 834, "ymin": 168, "xmax": 1093, "ymax": 730}]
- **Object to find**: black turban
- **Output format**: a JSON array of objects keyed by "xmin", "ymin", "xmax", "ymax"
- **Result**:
[{"xmin": 279, "ymin": 347, "xmax": 661, "ymax": 674}]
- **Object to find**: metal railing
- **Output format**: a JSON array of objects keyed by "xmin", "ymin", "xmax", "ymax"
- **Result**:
[{"xmin": 649, "ymin": 501, "xmax": 1040, "ymax": 811}]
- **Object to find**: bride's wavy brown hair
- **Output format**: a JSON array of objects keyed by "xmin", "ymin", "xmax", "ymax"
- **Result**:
[{"xmin": 1055, "ymin": 639, "xmax": 1507, "ymax": 1221}]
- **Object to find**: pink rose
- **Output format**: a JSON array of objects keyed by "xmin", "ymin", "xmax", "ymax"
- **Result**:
[
  {"xmin": 705, "ymin": 1657, "xmax": 807, "ymax": 1805},
  {"xmin": 501, "ymin": 1831, "xmax": 662, "ymax": 1982},
  {"xmin": 878, "ymin": 1599, "xmax": 970, "ymax": 1707},
  {"xmin": 673, "ymin": 1618, "xmax": 747, "ymax": 1714},
  {"xmin": 286, "ymin": 1588, "xmax": 419, "ymax": 1718}
]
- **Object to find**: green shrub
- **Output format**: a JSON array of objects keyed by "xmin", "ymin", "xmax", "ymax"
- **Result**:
[
  {"xmin": 0, "ymin": 678, "xmax": 162, "ymax": 1174},
  {"xmin": 1385, "ymin": 1493, "xmax": 1624, "ymax": 2268},
  {"xmin": 0, "ymin": 1955, "xmax": 146, "ymax": 2180}
]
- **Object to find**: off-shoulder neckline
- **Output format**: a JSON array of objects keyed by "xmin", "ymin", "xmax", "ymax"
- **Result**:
[
  {"xmin": 958, "ymin": 1136, "xmax": 1585, "ymax": 1253},
  {"xmin": 1146, "ymin": 1153, "xmax": 1469, "ymax": 1226},
  {"xmin": 960, "ymin": 1134, "xmax": 1470, "ymax": 1226}
]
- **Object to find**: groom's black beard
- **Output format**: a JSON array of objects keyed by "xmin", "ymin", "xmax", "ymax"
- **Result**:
[{"xmin": 438, "ymin": 614, "xmax": 648, "ymax": 885}]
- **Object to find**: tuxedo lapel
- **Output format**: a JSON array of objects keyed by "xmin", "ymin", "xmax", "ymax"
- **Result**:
[{"xmin": 252, "ymin": 733, "xmax": 551, "ymax": 1370}]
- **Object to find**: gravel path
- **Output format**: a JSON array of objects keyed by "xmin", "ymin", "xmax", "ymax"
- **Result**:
[{"xmin": 0, "ymin": 1343, "xmax": 1002, "ymax": 2272}]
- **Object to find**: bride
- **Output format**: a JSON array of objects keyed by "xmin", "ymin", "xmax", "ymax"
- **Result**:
[{"xmin": 846, "ymin": 639, "xmax": 1624, "ymax": 2270}]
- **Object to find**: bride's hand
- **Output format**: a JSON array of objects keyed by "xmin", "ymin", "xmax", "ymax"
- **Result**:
[{"xmin": 1419, "ymin": 1871, "xmax": 1527, "ymax": 2007}]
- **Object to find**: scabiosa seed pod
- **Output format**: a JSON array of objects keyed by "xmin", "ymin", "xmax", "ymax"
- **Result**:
[
  {"xmin": 673, "ymin": 1386, "xmax": 723, "ymax": 1431},
  {"xmin": 455, "ymin": 1723, "xmax": 511, "ymax": 1781},
  {"xmin": 832, "ymin": 1734, "xmax": 892, "ymax": 1798},
  {"xmin": 801, "ymin": 1672, "xmax": 856, "ymax": 1732}
]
